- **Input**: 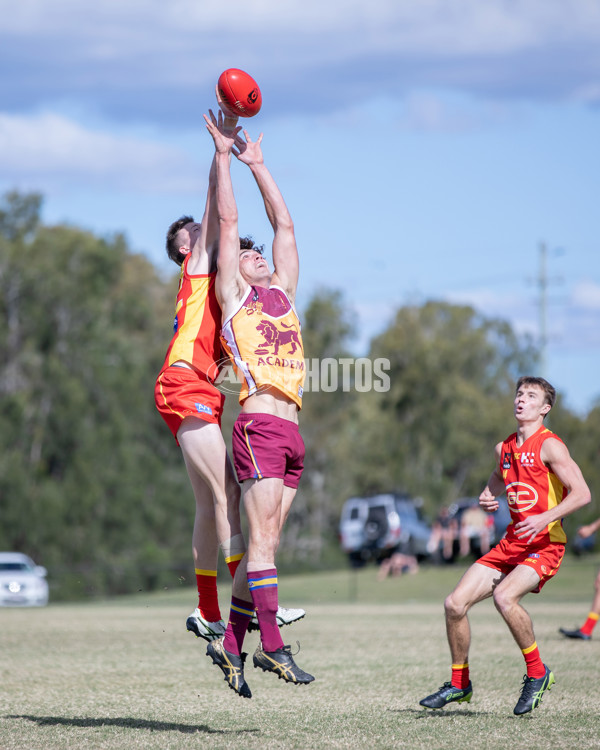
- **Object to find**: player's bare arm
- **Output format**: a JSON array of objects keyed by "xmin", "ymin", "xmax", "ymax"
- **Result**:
[
  {"xmin": 203, "ymin": 109, "xmax": 246, "ymax": 316},
  {"xmin": 233, "ymin": 129, "xmax": 299, "ymax": 300},
  {"xmin": 186, "ymin": 101, "xmax": 237, "ymax": 274},
  {"xmin": 578, "ymin": 517, "xmax": 600, "ymax": 539},
  {"xmin": 199, "ymin": 107, "xmax": 238, "ymax": 273},
  {"xmin": 514, "ymin": 437, "xmax": 591, "ymax": 543},
  {"xmin": 188, "ymin": 155, "xmax": 219, "ymax": 273},
  {"xmin": 479, "ymin": 442, "xmax": 505, "ymax": 512}
]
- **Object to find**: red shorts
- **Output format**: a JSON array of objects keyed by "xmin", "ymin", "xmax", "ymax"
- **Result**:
[
  {"xmin": 477, "ymin": 537, "xmax": 565, "ymax": 593},
  {"xmin": 155, "ymin": 365, "xmax": 225, "ymax": 440},
  {"xmin": 232, "ymin": 413, "xmax": 305, "ymax": 488}
]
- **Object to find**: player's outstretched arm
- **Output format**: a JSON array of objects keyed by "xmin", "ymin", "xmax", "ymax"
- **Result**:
[
  {"xmin": 233, "ymin": 129, "xmax": 299, "ymax": 300},
  {"xmin": 198, "ymin": 155, "xmax": 218, "ymax": 263},
  {"xmin": 203, "ymin": 110, "xmax": 245, "ymax": 316},
  {"xmin": 202, "ymin": 108, "xmax": 239, "ymax": 265}
]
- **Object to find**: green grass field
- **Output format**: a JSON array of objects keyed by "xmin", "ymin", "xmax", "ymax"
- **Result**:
[{"xmin": 2, "ymin": 556, "xmax": 600, "ymax": 749}]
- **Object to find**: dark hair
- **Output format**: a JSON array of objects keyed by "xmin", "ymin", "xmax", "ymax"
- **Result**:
[
  {"xmin": 165, "ymin": 222, "xmax": 265, "ymax": 267},
  {"xmin": 166, "ymin": 215, "xmax": 194, "ymax": 266},
  {"xmin": 516, "ymin": 376, "xmax": 556, "ymax": 411},
  {"xmin": 240, "ymin": 236, "xmax": 264, "ymax": 254}
]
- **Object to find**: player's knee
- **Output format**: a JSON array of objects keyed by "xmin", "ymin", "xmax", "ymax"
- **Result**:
[
  {"xmin": 248, "ymin": 525, "xmax": 278, "ymax": 557},
  {"xmin": 492, "ymin": 587, "xmax": 512, "ymax": 615},
  {"xmin": 444, "ymin": 591, "xmax": 467, "ymax": 619}
]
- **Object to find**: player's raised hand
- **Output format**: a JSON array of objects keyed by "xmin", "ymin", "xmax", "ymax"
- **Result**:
[
  {"xmin": 203, "ymin": 109, "xmax": 241, "ymax": 154},
  {"xmin": 232, "ymin": 129, "xmax": 264, "ymax": 167},
  {"xmin": 214, "ymin": 85, "xmax": 240, "ymax": 133}
]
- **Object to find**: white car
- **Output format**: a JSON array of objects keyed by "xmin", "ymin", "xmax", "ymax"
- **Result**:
[{"xmin": 0, "ymin": 552, "xmax": 49, "ymax": 606}]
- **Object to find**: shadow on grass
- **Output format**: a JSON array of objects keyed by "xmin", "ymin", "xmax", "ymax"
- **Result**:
[
  {"xmin": 391, "ymin": 708, "xmax": 492, "ymax": 718},
  {"xmin": 6, "ymin": 715, "xmax": 259, "ymax": 736}
]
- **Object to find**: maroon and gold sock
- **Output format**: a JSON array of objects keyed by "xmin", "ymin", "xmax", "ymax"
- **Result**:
[
  {"xmin": 223, "ymin": 596, "xmax": 254, "ymax": 655},
  {"xmin": 580, "ymin": 612, "xmax": 599, "ymax": 636},
  {"xmin": 522, "ymin": 642, "xmax": 545, "ymax": 679},
  {"xmin": 247, "ymin": 567, "xmax": 284, "ymax": 653},
  {"xmin": 195, "ymin": 568, "xmax": 221, "ymax": 622},
  {"xmin": 451, "ymin": 663, "xmax": 470, "ymax": 689}
]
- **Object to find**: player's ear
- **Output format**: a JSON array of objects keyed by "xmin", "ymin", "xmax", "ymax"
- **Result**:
[{"xmin": 541, "ymin": 403, "xmax": 551, "ymax": 417}]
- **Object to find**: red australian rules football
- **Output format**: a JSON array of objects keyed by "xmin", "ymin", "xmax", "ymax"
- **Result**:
[{"xmin": 217, "ymin": 68, "xmax": 262, "ymax": 118}]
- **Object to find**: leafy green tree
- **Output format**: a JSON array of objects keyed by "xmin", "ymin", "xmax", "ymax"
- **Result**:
[
  {"xmin": 0, "ymin": 191, "xmax": 190, "ymax": 598},
  {"xmin": 0, "ymin": 190, "xmax": 41, "ymax": 242}
]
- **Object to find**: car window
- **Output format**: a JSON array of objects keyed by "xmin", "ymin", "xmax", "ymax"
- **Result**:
[
  {"xmin": 0, "ymin": 562, "xmax": 31, "ymax": 571},
  {"xmin": 396, "ymin": 503, "xmax": 418, "ymax": 519}
]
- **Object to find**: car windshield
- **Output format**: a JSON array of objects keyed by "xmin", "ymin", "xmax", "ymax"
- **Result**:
[
  {"xmin": 0, "ymin": 562, "xmax": 32, "ymax": 572},
  {"xmin": 396, "ymin": 501, "xmax": 422, "ymax": 520}
]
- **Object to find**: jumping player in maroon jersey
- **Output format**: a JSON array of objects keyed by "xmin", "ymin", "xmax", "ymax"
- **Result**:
[
  {"xmin": 201, "ymin": 108, "xmax": 314, "ymax": 698},
  {"xmin": 420, "ymin": 376, "xmax": 591, "ymax": 716}
]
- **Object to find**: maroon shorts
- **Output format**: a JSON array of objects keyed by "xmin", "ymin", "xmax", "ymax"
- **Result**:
[
  {"xmin": 232, "ymin": 413, "xmax": 305, "ymax": 488},
  {"xmin": 155, "ymin": 365, "xmax": 225, "ymax": 440},
  {"xmin": 477, "ymin": 537, "xmax": 565, "ymax": 593}
]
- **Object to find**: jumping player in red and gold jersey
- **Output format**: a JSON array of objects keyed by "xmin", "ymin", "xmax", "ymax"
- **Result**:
[
  {"xmin": 154, "ymin": 143, "xmax": 247, "ymax": 643},
  {"xmin": 201, "ymin": 108, "xmax": 314, "ymax": 697},
  {"xmin": 420, "ymin": 376, "xmax": 590, "ymax": 716}
]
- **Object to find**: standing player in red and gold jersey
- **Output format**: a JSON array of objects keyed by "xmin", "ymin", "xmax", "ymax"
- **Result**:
[
  {"xmin": 201, "ymin": 108, "xmax": 314, "ymax": 697},
  {"xmin": 420, "ymin": 376, "xmax": 591, "ymax": 716}
]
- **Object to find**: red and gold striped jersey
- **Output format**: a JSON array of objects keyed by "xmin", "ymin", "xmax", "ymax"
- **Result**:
[
  {"xmin": 500, "ymin": 425, "xmax": 567, "ymax": 544},
  {"xmin": 221, "ymin": 285, "xmax": 305, "ymax": 407},
  {"xmin": 160, "ymin": 256, "xmax": 222, "ymax": 379}
]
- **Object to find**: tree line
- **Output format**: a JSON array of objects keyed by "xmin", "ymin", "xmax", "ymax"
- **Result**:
[{"xmin": 1, "ymin": 191, "xmax": 598, "ymax": 599}]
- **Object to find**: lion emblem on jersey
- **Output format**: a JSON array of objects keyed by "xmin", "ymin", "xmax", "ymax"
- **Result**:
[{"xmin": 255, "ymin": 320, "xmax": 301, "ymax": 355}]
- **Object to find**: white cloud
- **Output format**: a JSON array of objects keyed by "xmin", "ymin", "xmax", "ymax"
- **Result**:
[
  {"xmin": 0, "ymin": 111, "xmax": 201, "ymax": 193},
  {"xmin": 6, "ymin": 0, "xmax": 600, "ymax": 50},
  {"xmin": 0, "ymin": 0, "xmax": 597, "ymax": 139},
  {"xmin": 572, "ymin": 279, "xmax": 600, "ymax": 310},
  {"xmin": 396, "ymin": 92, "xmax": 520, "ymax": 133}
]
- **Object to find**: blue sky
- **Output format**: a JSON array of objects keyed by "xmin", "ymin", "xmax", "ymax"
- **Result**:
[{"xmin": 1, "ymin": 0, "xmax": 599, "ymax": 414}]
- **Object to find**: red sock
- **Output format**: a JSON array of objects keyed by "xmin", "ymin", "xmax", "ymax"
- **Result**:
[
  {"xmin": 247, "ymin": 567, "xmax": 284, "ymax": 652},
  {"xmin": 225, "ymin": 553, "xmax": 244, "ymax": 579},
  {"xmin": 195, "ymin": 568, "xmax": 221, "ymax": 622},
  {"xmin": 580, "ymin": 612, "xmax": 599, "ymax": 636},
  {"xmin": 451, "ymin": 663, "xmax": 470, "ymax": 689},
  {"xmin": 223, "ymin": 596, "xmax": 254, "ymax": 655},
  {"xmin": 522, "ymin": 642, "xmax": 545, "ymax": 679}
]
